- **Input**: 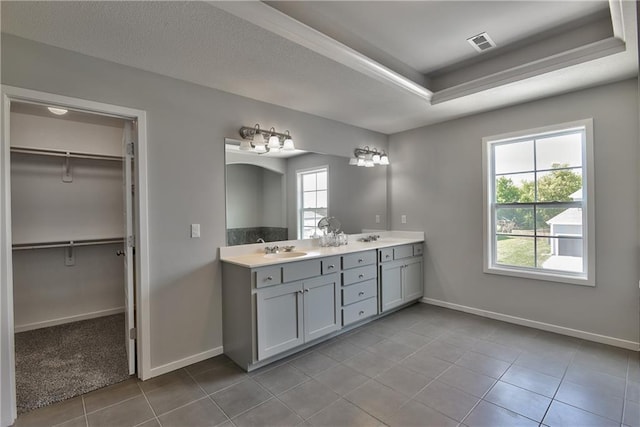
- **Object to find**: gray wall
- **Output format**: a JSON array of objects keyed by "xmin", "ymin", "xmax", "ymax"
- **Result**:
[
  {"xmin": 286, "ymin": 152, "xmax": 388, "ymax": 238},
  {"xmin": 389, "ymin": 79, "xmax": 640, "ymax": 343},
  {"xmin": 1, "ymin": 35, "xmax": 387, "ymax": 370}
]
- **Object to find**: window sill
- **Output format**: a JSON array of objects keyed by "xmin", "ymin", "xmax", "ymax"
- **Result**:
[{"xmin": 484, "ymin": 265, "xmax": 594, "ymax": 287}]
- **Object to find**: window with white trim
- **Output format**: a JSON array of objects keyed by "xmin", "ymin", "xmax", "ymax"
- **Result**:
[
  {"xmin": 297, "ymin": 167, "xmax": 328, "ymax": 239},
  {"xmin": 483, "ymin": 119, "xmax": 594, "ymax": 286}
]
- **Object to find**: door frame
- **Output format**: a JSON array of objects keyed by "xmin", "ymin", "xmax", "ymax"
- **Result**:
[{"xmin": 0, "ymin": 85, "xmax": 151, "ymax": 426}]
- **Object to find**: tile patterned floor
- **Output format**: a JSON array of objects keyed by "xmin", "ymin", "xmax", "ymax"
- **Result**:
[{"xmin": 13, "ymin": 304, "xmax": 640, "ymax": 427}]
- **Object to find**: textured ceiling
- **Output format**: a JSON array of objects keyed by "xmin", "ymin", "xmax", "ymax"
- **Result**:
[
  {"xmin": 266, "ymin": 1, "xmax": 610, "ymax": 74},
  {"xmin": 1, "ymin": 1, "xmax": 637, "ymax": 134}
]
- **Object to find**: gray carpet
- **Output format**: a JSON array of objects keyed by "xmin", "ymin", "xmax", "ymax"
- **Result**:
[{"xmin": 15, "ymin": 314, "xmax": 131, "ymax": 414}]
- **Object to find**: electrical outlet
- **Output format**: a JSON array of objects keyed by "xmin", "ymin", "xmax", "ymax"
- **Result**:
[
  {"xmin": 375, "ymin": 215, "xmax": 380, "ymax": 224},
  {"xmin": 191, "ymin": 224, "xmax": 200, "ymax": 238},
  {"xmin": 401, "ymin": 215, "xmax": 407, "ymax": 224}
]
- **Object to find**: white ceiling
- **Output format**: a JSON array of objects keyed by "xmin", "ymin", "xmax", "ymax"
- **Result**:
[{"xmin": 1, "ymin": 1, "xmax": 637, "ymax": 134}]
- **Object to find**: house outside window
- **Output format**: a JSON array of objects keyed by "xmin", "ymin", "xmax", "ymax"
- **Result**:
[
  {"xmin": 297, "ymin": 167, "xmax": 328, "ymax": 239},
  {"xmin": 482, "ymin": 119, "xmax": 595, "ymax": 286}
]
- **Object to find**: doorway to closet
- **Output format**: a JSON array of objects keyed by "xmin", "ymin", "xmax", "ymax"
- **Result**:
[{"xmin": 0, "ymin": 86, "xmax": 150, "ymax": 423}]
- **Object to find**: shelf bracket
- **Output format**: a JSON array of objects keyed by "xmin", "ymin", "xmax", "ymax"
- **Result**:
[
  {"xmin": 62, "ymin": 153, "xmax": 73, "ymax": 183},
  {"xmin": 65, "ymin": 242, "xmax": 75, "ymax": 266}
]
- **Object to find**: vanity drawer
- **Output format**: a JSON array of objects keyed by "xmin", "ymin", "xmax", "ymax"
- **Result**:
[
  {"xmin": 413, "ymin": 244, "xmax": 424, "ymax": 256},
  {"xmin": 379, "ymin": 248, "xmax": 393, "ymax": 263},
  {"xmin": 343, "ymin": 250, "xmax": 376, "ymax": 269},
  {"xmin": 393, "ymin": 245, "xmax": 413, "ymax": 260},
  {"xmin": 322, "ymin": 256, "xmax": 341, "ymax": 274},
  {"xmin": 343, "ymin": 264, "xmax": 377, "ymax": 286},
  {"xmin": 282, "ymin": 259, "xmax": 322, "ymax": 283},
  {"xmin": 342, "ymin": 279, "xmax": 377, "ymax": 306},
  {"xmin": 255, "ymin": 266, "xmax": 282, "ymax": 288},
  {"xmin": 342, "ymin": 297, "xmax": 377, "ymax": 326}
]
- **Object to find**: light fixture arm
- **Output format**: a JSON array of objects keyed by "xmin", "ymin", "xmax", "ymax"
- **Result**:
[
  {"xmin": 239, "ymin": 124, "xmax": 292, "ymax": 142},
  {"xmin": 353, "ymin": 147, "xmax": 384, "ymax": 158}
]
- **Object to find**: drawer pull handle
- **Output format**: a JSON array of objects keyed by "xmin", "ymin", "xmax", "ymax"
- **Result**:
[
  {"xmin": 304, "ymin": 289, "xmax": 309, "ymax": 293},
  {"xmin": 359, "ymin": 310, "xmax": 365, "ymax": 316},
  {"xmin": 358, "ymin": 258, "xmax": 364, "ymax": 263},
  {"xmin": 328, "ymin": 265, "xmax": 335, "ymax": 270},
  {"xmin": 266, "ymin": 276, "xmax": 273, "ymax": 281},
  {"xmin": 358, "ymin": 291, "xmax": 365, "ymax": 296},
  {"xmin": 385, "ymin": 254, "xmax": 390, "ymax": 259},
  {"xmin": 298, "ymin": 290, "xmax": 303, "ymax": 294},
  {"xmin": 358, "ymin": 274, "xmax": 364, "ymax": 279}
]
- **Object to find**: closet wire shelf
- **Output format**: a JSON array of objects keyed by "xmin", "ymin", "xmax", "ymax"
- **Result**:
[
  {"xmin": 10, "ymin": 146, "xmax": 124, "ymax": 162},
  {"xmin": 12, "ymin": 238, "xmax": 125, "ymax": 251}
]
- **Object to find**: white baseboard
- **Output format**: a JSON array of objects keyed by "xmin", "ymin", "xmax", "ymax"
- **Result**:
[
  {"xmin": 14, "ymin": 307, "xmax": 125, "ymax": 333},
  {"xmin": 421, "ymin": 298, "xmax": 640, "ymax": 351},
  {"xmin": 148, "ymin": 346, "xmax": 224, "ymax": 378}
]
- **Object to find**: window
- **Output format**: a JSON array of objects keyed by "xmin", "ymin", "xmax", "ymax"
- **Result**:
[
  {"xmin": 297, "ymin": 167, "xmax": 328, "ymax": 239},
  {"xmin": 483, "ymin": 119, "xmax": 594, "ymax": 286}
]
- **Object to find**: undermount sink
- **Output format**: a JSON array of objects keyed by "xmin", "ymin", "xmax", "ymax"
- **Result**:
[{"xmin": 264, "ymin": 251, "xmax": 308, "ymax": 259}]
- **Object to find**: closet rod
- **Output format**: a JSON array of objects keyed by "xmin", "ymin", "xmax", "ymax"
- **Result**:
[
  {"xmin": 10, "ymin": 146, "xmax": 124, "ymax": 162},
  {"xmin": 12, "ymin": 238, "xmax": 125, "ymax": 251}
]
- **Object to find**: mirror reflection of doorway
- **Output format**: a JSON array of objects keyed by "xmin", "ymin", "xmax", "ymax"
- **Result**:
[{"xmin": 226, "ymin": 163, "xmax": 286, "ymax": 245}]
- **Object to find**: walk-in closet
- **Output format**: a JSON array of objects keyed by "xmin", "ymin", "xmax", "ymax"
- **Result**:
[{"xmin": 9, "ymin": 101, "xmax": 136, "ymax": 413}]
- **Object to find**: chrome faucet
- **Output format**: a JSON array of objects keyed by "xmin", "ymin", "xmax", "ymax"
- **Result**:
[
  {"xmin": 256, "ymin": 238, "xmax": 265, "ymax": 243},
  {"xmin": 264, "ymin": 245, "xmax": 279, "ymax": 254}
]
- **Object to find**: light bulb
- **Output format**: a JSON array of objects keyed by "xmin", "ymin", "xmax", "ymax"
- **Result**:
[
  {"xmin": 253, "ymin": 132, "xmax": 266, "ymax": 151},
  {"xmin": 348, "ymin": 157, "xmax": 358, "ymax": 165},
  {"xmin": 380, "ymin": 154, "xmax": 390, "ymax": 165},
  {"xmin": 356, "ymin": 157, "xmax": 365, "ymax": 167},
  {"xmin": 239, "ymin": 140, "xmax": 252, "ymax": 151},
  {"xmin": 48, "ymin": 107, "xmax": 68, "ymax": 115},
  {"xmin": 372, "ymin": 153, "xmax": 381, "ymax": 164},
  {"xmin": 268, "ymin": 135, "xmax": 280, "ymax": 149},
  {"xmin": 282, "ymin": 137, "xmax": 295, "ymax": 150}
]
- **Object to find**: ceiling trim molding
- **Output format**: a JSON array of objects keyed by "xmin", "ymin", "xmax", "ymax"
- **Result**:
[
  {"xmin": 209, "ymin": 1, "xmax": 433, "ymax": 103},
  {"xmin": 609, "ymin": 0, "xmax": 625, "ymax": 41},
  {"xmin": 431, "ymin": 37, "xmax": 627, "ymax": 105}
]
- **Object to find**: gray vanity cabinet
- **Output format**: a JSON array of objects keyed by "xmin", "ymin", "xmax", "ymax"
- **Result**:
[
  {"xmin": 256, "ymin": 281, "xmax": 304, "ymax": 360},
  {"xmin": 257, "ymin": 272, "xmax": 340, "ymax": 361},
  {"xmin": 379, "ymin": 244, "xmax": 424, "ymax": 312},
  {"xmin": 302, "ymin": 274, "xmax": 341, "ymax": 341}
]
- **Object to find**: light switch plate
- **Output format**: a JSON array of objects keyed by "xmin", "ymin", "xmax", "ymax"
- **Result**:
[
  {"xmin": 375, "ymin": 215, "xmax": 380, "ymax": 224},
  {"xmin": 191, "ymin": 224, "xmax": 200, "ymax": 238},
  {"xmin": 401, "ymin": 215, "xmax": 407, "ymax": 224}
]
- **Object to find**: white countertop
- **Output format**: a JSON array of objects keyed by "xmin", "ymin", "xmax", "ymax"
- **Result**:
[{"xmin": 220, "ymin": 231, "xmax": 425, "ymax": 268}]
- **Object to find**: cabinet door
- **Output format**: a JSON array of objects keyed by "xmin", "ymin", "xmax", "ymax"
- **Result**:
[
  {"xmin": 303, "ymin": 273, "xmax": 341, "ymax": 342},
  {"xmin": 403, "ymin": 258, "xmax": 423, "ymax": 302},
  {"xmin": 256, "ymin": 281, "xmax": 304, "ymax": 360},
  {"xmin": 380, "ymin": 262, "xmax": 404, "ymax": 312}
]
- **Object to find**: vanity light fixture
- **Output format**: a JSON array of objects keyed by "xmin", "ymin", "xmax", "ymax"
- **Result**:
[
  {"xmin": 350, "ymin": 146, "xmax": 389, "ymax": 167},
  {"xmin": 238, "ymin": 124, "xmax": 296, "ymax": 153}
]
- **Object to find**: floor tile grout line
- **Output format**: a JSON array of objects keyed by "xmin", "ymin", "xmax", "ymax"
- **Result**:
[
  {"xmin": 81, "ymin": 396, "xmax": 88, "ymax": 427},
  {"xmin": 183, "ymin": 366, "xmax": 234, "ymax": 425},
  {"xmin": 135, "ymin": 380, "xmax": 161, "ymax": 426},
  {"xmin": 83, "ymin": 392, "xmax": 141, "ymax": 416}
]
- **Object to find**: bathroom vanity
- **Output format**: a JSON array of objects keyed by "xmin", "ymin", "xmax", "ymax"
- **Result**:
[{"xmin": 220, "ymin": 232, "xmax": 424, "ymax": 371}]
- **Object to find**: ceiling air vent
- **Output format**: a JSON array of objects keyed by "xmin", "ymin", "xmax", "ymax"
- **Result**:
[{"xmin": 467, "ymin": 32, "xmax": 496, "ymax": 53}]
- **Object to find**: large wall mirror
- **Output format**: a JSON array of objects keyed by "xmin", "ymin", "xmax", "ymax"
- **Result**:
[{"xmin": 225, "ymin": 139, "xmax": 388, "ymax": 246}]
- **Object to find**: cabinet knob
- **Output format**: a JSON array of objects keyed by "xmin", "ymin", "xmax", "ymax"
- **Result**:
[
  {"xmin": 304, "ymin": 289, "xmax": 309, "ymax": 293},
  {"xmin": 298, "ymin": 290, "xmax": 303, "ymax": 294},
  {"xmin": 359, "ymin": 311, "xmax": 365, "ymax": 316},
  {"xmin": 266, "ymin": 276, "xmax": 273, "ymax": 281},
  {"xmin": 358, "ymin": 274, "xmax": 364, "ymax": 279},
  {"xmin": 328, "ymin": 265, "xmax": 335, "ymax": 270},
  {"xmin": 358, "ymin": 291, "xmax": 365, "ymax": 296},
  {"xmin": 358, "ymin": 258, "xmax": 363, "ymax": 263},
  {"xmin": 385, "ymin": 254, "xmax": 390, "ymax": 259}
]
